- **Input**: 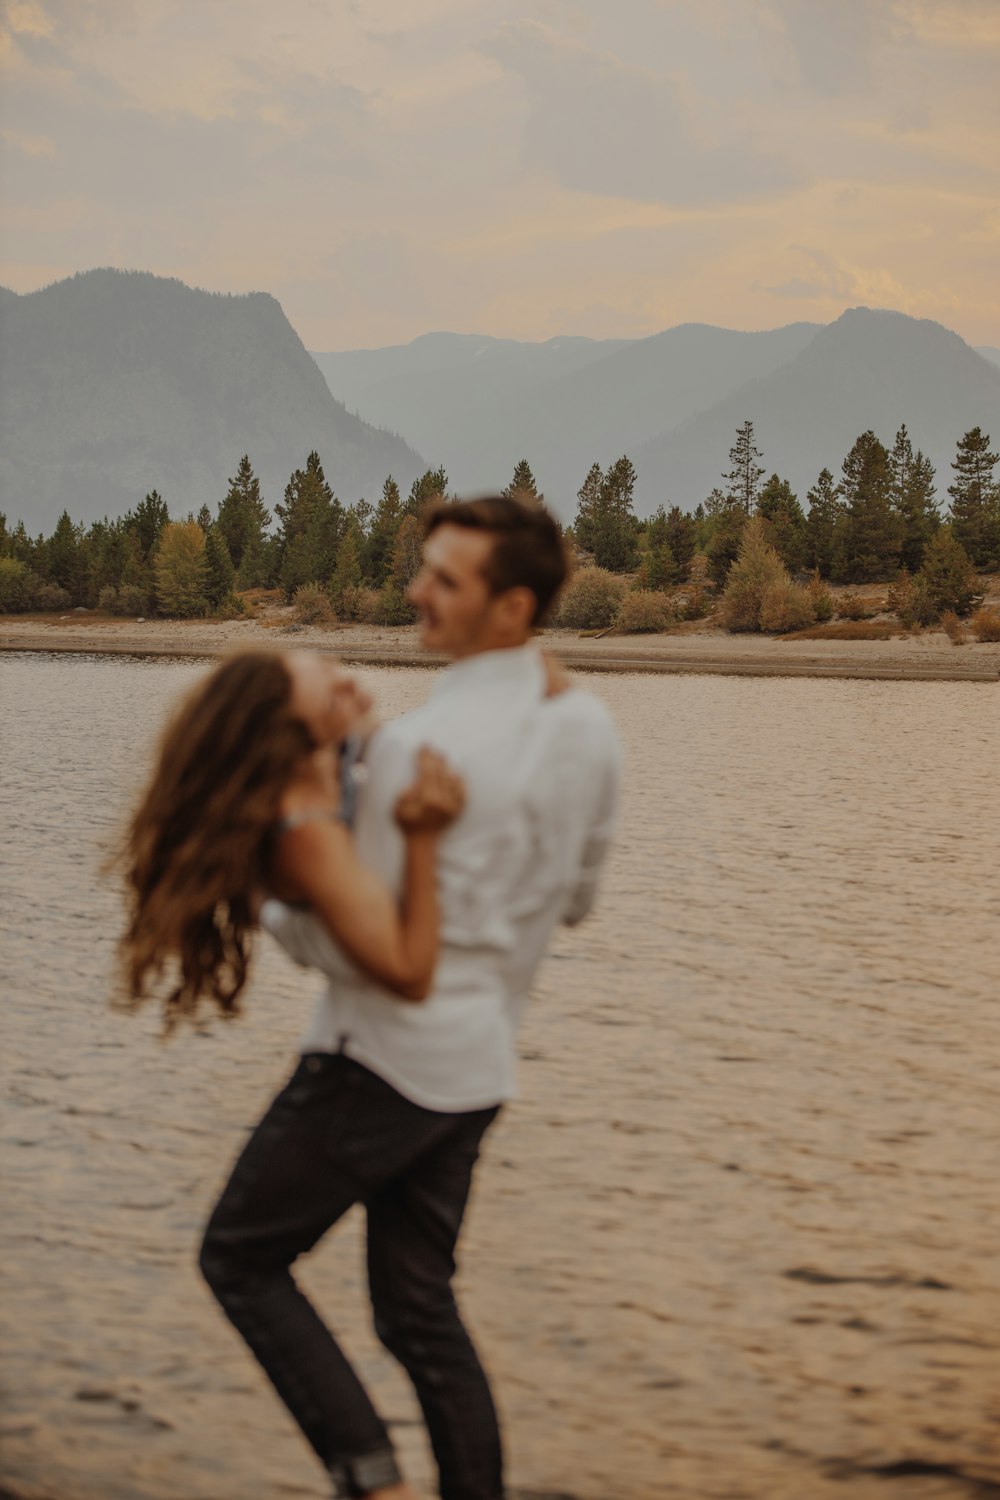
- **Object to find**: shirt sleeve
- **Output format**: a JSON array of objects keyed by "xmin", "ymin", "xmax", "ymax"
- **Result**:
[{"xmin": 259, "ymin": 899, "xmax": 346, "ymax": 972}]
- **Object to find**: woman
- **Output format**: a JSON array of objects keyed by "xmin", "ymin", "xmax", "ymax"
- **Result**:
[{"xmin": 117, "ymin": 647, "xmax": 464, "ymax": 1030}]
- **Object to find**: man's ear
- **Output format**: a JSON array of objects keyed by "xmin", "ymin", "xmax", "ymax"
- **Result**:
[{"xmin": 495, "ymin": 585, "xmax": 536, "ymax": 635}]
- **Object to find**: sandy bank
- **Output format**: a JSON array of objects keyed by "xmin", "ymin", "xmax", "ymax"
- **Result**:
[{"xmin": 2, "ymin": 613, "xmax": 998, "ymax": 682}]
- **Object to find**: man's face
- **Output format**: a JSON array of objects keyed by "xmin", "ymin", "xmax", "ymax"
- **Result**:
[{"xmin": 407, "ymin": 524, "xmax": 502, "ymax": 658}]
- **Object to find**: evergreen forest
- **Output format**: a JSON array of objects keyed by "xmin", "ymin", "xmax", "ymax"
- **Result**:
[{"xmin": 2, "ymin": 422, "xmax": 998, "ymax": 634}]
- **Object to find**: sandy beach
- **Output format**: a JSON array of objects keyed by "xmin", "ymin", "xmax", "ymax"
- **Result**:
[{"xmin": 2, "ymin": 610, "xmax": 999, "ymax": 682}]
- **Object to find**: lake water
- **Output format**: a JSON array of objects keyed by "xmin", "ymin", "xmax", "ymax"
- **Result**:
[{"xmin": 1, "ymin": 652, "xmax": 999, "ymax": 1500}]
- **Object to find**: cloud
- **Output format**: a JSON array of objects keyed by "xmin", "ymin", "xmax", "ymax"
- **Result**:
[
  {"xmin": 3, "ymin": 1, "xmax": 53, "ymax": 39},
  {"xmin": 1, "ymin": 125, "xmax": 54, "ymax": 156},
  {"xmin": 481, "ymin": 21, "xmax": 802, "ymax": 208},
  {"xmin": 1, "ymin": 0, "xmax": 999, "ymax": 344}
]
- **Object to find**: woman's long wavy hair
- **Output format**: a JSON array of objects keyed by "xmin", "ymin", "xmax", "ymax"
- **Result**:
[{"xmin": 116, "ymin": 650, "xmax": 315, "ymax": 1032}]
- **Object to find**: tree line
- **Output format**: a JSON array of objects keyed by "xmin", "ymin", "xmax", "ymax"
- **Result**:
[
  {"xmin": 0, "ymin": 454, "xmax": 453, "ymax": 621},
  {"xmin": 573, "ymin": 421, "xmax": 1000, "ymax": 590},
  {"xmin": 0, "ymin": 425, "xmax": 997, "ymax": 621}
]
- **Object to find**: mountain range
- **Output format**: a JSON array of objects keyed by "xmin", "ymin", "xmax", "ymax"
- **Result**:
[
  {"xmin": 0, "ymin": 270, "xmax": 425, "ymax": 531},
  {"xmin": 314, "ymin": 313, "xmax": 1000, "ymax": 517},
  {"xmin": 2, "ymin": 270, "xmax": 998, "ymax": 532}
]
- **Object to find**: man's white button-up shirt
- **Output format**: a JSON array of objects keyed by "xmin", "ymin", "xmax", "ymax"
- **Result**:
[{"xmin": 262, "ymin": 643, "xmax": 621, "ymax": 1112}]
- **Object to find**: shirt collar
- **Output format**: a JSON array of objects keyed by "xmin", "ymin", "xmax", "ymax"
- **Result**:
[{"xmin": 430, "ymin": 642, "xmax": 545, "ymax": 699}]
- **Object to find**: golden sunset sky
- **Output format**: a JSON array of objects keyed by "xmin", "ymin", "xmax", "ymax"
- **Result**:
[{"xmin": 2, "ymin": 0, "xmax": 999, "ymax": 348}]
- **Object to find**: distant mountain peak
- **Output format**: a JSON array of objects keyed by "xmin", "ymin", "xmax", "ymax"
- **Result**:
[{"xmin": 0, "ymin": 270, "xmax": 425, "ymax": 529}]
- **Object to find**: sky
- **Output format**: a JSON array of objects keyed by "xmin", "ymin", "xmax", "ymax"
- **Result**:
[{"xmin": 2, "ymin": 0, "xmax": 999, "ymax": 350}]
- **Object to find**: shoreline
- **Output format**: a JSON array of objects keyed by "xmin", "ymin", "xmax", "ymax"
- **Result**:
[{"xmin": 2, "ymin": 615, "xmax": 999, "ymax": 682}]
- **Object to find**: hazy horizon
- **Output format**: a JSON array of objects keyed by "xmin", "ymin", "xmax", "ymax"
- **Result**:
[{"xmin": 4, "ymin": 270, "xmax": 999, "ymax": 360}]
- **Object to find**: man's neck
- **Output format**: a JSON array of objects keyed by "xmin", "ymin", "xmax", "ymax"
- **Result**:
[{"xmin": 447, "ymin": 633, "xmax": 532, "ymax": 663}]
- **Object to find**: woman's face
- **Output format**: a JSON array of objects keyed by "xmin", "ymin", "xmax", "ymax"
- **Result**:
[{"xmin": 285, "ymin": 651, "xmax": 372, "ymax": 747}]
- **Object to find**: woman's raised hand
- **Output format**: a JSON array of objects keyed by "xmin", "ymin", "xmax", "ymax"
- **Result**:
[{"xmin": 394, "ymin": 747, "xmax": 466, "ymax": 834}]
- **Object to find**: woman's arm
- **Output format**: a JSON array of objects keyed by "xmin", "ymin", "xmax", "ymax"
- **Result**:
[{"xmin": 270, "ymin": 748, "xmax": 463, "ymax": 1002}]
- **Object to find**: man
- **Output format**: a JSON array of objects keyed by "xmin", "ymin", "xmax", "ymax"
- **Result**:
[{"xmin": 200, "ymin": 496, "xmax": 621, "ymax": 1500}]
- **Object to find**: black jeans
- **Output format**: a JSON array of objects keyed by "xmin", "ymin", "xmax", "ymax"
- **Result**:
[{"xmin": 199, "ymin": 1053, "xmax": 502, "ymax": 1500}]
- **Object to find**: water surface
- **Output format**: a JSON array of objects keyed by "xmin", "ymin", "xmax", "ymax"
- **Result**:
[{"xmin": 1, "ymin": 653, "xmax": 998, "ymax": 1500}]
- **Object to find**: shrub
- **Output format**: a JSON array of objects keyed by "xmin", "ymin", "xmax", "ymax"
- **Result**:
[
  {"xmin": 970, "ymin": 606, "xmax": 1000, "ymax": 642},
  {"xmin": 555, "ymin": 567, "xmax": 626, "ymax": 630},
  {"xmin": 758, "ymin": 581, "xmax": 816, "ymax": 633},
  {"xmin": 116, "ymin": 582, "xmax": 152, "ymax": 617},
  {"xmin": 886, "ymin": 570, "xmax": 913, "ymax": 621},
  {"xmin": 837, "ymin": 592, "xmax": 868, "ymax": 620},
  {"xmin": 940, "ymin": 610, "xmax": 966, "ymax": 644},
  {"xmin": 33, "ymin": 581, "xmax": 71, "ymax": 612},
  {"xmin": 677, "ymin": 552, "xmax": 713, "ymax": 620},
  {"xmin": 98, "ymin": 584, "xmax": 119, "ymax": 613},
  {"xmin": 0, "ymin": 558, "xmax": 31, "ymax": 611},
  {"xmin": 213, "ymin": 592, "xmax": 252, "ymax": 620},
  {"xmin": 362, "ymin": 583, "xmax": 417, "ymax": 626},
  {"xmin": 336, "ymin": 583, "xmax": 372, "ymax": 622},
  {"xmin": 614, "ymin": 590, "xmax": 673, "ymax": 634},
  {"xmin": 720, "ymin": 518, "xmax": 787, "ymax": 632},
  {"xmin": 808, "ymin": 571, "xmax": 834, "ymax": 622},
  {"xmin": 292, "ymin": 582, "xmax": 334, "ymax": 625},
  {"xmin": 352, "ymin": 588, "xmax": 383, "ymax": 624}
]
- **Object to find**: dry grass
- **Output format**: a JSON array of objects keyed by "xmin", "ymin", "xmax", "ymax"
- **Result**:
[
  {"xmin": 941, "ymin": 610, "xmax": 967, "ymax": 645},
  {"xmin": 782, "ymin": 620, "xmax": 907, "ymax": 641},
  {"xmin": 971, "ymin": 606, "xmax": 1000, "ymax": 643}
]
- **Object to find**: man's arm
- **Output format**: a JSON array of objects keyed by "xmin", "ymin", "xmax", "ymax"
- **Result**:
[{"xmin": 526, "ymin": 693, "xmax": 621, "ymax": 928}]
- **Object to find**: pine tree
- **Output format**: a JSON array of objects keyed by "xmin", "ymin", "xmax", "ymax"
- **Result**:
[
  {"xmin": 804, "ymin": 468, "xmax": 843, "ymax": 577},
  {"xmin": 704, "ymin": 487, "xmax": 748, "ymax": 585},
  {"xmin": 948, "ymin": 427, "xmax": 1000, "ymax": 570},
  {"xmin": 196, "ymin": 503, "xmax": 213, "ymax": 532},
  {"xmin": 217, "ymin": 455, "xmax": 271, "ymax": 584},
  {"xmin": 573, "ymin": 463, "xmax": 603, "ymax": 553},
  {"xmin": 756, "ymin": 474, "xmax": 807, "ymax": 573},
  {"xmin": 590, "ymin": 456, "xmax": 639, "ymax": 572},
  {"xmin": 391, "ymin": 515, "xmax": 424, "ymax": 589},
  {"xmin": 503, "ymin": 459, "xmax": 543, "ymax": 506},
  {"xmin": 664, "ymin": 506, "xmax": 697, "ymax": 581},
  {"xmin": 203, "ymin": 525, "xmax": 235, "ymax": 608},
  {"xmin": 645, "ymin": 542, "xmax": 675, "ymax": 591},
  {"xmin": 888, "ymin": 426, "xmax": 939, "ymax": 573},
  {"xmin": 275, "ymin": 451, "xmax": 343, "ymax": 597},
  {"xmin": 919, "ymin": 526, "xmax": 983, "ymax": 616},
  {"xmin": 45, "ymin": 510, "xmax": 83, "ymax": 600},
  {"xmin": 7, "ymin": 519, "xmax": 38, "ymax": 568},
  {"xmin": 835, "ymin": 431, "xmax": 901, "ymax": 582},
  {"xmin": 352, "ymin": 498, "xmax": 374, "ymax": 538},
  {"xmin": 329, "ymin": 521, "xmax": 364, "ymax": 611},
  {"xmin": 126, "ymin": 490, "xmax": 169, "ymax": 562},
  {"xmin": 646, "ymin": 506, "xmax": 669, "ymax": 550},
  {"xmin": 720, "ymin": 515, "xmax": 788, "ymax": 631},
  {"xmin": 154, "ymin": 521, "xmax": 208, "ymax": 618},
  {"xmin": 724, "ymin": 419, "xmax": 765, "ymax": 514},
  {"xmin": 405, "ymin": 467, "xmax": 448, "ymax": 518},
  {"xmin": 365, "ymin": 477, "xmax": 404, "ymax": 586}
]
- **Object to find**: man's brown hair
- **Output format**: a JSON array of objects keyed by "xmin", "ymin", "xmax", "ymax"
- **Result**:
[{"xmin": 424, "ymin": 495, "xmax": 567, "ymax": 624}]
